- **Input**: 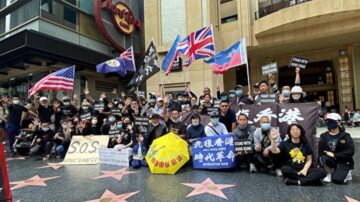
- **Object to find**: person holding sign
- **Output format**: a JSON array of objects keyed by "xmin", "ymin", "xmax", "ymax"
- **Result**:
[
  {"xmin": 54, "ymin": 119, "xmax": 75, "ymax": 158},
  {"xmin": 253, "ymin": 116, "xmax": 282, "ymax": 175},
  {"xmin": 233, "ymin": 114, "xmax": 256, "ymax": 172},
  {"xmin": 279, "ymin": 67, "xmax": 301, "ymax": 104},
  {"xmin": 204, "ymin": 110, "xmax": 228, "ymax": 137},
  {"xmin": 270, "ymin": 124, "xmax": 326, "ymax": 186},
  {"xmin": 318, "ymin": 113, "xmax": 355, "ymax": 184}
]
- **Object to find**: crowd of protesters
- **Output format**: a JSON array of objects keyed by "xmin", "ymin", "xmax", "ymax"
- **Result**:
[{"xmin": 0, "ymin": 68, "xmax": 355, "ymax": 186}]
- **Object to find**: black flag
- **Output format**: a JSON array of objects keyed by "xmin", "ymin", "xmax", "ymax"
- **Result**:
[{"xmin": 127, "ymin": 41, "xmax": 160, "ymax": 88}]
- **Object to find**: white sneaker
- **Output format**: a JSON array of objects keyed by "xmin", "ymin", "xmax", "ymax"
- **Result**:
[
  {"xmin": 344, "ymin": 170, "xmax": 352, "ymax": 183},
  {"xmin": 249, "ymin": 163, "xmax": 257, "ymax": 173},
  {"xmin": 276, "ymin": 169, "xmax": 283, "ymax": 177},
  {"xmin": 323, "ymin": 174, "xmax": 332, "ymax": 183}
]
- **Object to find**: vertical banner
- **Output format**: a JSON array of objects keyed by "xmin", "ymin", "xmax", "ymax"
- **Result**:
[{"xmin": 0, "ymin": 144, "xmax": 12, "ymax": 201}]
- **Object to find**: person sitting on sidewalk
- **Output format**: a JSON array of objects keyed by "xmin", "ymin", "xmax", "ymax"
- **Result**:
[{"xmin": 132, "ymin": 133, "xmax": 148, "ymax": 169}]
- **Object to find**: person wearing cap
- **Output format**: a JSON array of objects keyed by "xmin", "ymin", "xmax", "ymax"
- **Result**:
[
  {"xmin": 289, "ymin": 86, "xmax": 306, "ymax": 103},
  {"xmin": 33, "ymin": 93, "xmax": 54, "ymax": 124},
  {"xmin": 147, "ymin": 113, "xmax": 167, "ymax": 148},
  {"xmin": 199, "ymin": 87, "xmax": 215, "ymax": 106},
  {"xmin": 318, "ymin": 113, "xmax": 355, "ymax": 184},
  {"xmin": 233, "ymin": 85, "xmax": 252, "ymax": 106},
  {"xmin": 79, "ymin": 99, "xmax": 94, "ymax": 122},
  {"xmin": 148, "ymin": 97, "xmax": 165, "ymax": 124},
  {"xmin": 2, "ymin": 95, "xmax": 37, "ymax": 155},
  {"xmin": 59, "ymin": 96, "xmax": 78, "ymax": 121},
  {"xmin": 186, "ymin": 114, "xmax": 205, "ymax": 145},
  {"xmin": 204, "ymin": 110, "xmax": 228, "ymax": 137},
  {"xmin": 228, "ymin": 90, "xmax": 236, "ymax": 102}
]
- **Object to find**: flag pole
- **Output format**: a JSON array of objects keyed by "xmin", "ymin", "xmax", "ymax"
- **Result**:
[{"xmin": 160, "ymin": 70, "xmax": 166, "ymax": 96}]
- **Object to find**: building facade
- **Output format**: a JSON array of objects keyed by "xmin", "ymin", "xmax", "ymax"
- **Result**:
[
  {"xmin": 0, "ymin": 0, "xmax": 144, "ymax": 101},
  {"xmin": 144, "ymin": 0, "xmax": 360, "ymax": 113}
]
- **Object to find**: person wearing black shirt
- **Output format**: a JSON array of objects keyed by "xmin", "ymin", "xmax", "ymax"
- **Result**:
[
  {"xmin": 163, "ymin": 103, "xmax": 186, "ymax": 139},
  {"xmin": 2, "ymin": 95, "xmax": 37, "ymax": 154},
  {"xmin": 147, "ymin": 113, "xmax": 167, "ymax": 148},
  {"xmin": 54, "ymin": 120, "xmax": 75, "ymax": 158},
  {"xmin": 59, "ymin": 96, "xmax": 78, "ymax": 121},
  {"xmin": 186, "ymin": 114, "xmax": 205, "ymax": 145},
  {"xmin": 318, "ymin": 113, "xmax": 355, "ymax": 184},
  {"xmin": 30, "ymin": 122, "xmax": 55, "ymax": 160},
  {"xmin": 78, "ymin": 116, "xmax": 101, "ymax": 135},
  {"xmin": 78, "ymin": 100, "xmax": 94, "ymax": 122},
  {"xmin": 219, "ymin": 100, "xmax": 237, "ymax": 132},
  {"xmin": 271, "ymin": 123, "xmax": 326, "ymax": 186},
  {"xmin": 34, "ymin": 96, "xmax": 54, "ymax": 123}
]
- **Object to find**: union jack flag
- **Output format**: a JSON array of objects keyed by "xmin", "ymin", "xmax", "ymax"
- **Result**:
[
  {"xmin": 178, "ymin": 25, "xmax": 215, "ymax": 67},
  {"xmin": 120, "ymin": 46, "xmax": 136, "ymax": 72},
  {"xmin": 28, "ymin": 66, "xmax": 75, "ymax": 98}
]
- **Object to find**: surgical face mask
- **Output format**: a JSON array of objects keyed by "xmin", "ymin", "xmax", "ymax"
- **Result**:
[
  {"xmin": 42, "ymin": 127, "xmax": 50, "ymax": 132},
  {"xmin": 171, "ymin": 117, "xmax": 179, "ymax": 123},
  {"xmin": 114, "ymin": 101, "xmax": 118, "ymax": 105},
  {"xmin": 220, "ymin": 96, "xmax": 227, "ymax": 101},
  {"xmin": 91, "ymin": 120, "xmax": 98, "ymax": 125},
  {"xmin": 292, "ymin": 94, "xmax": 301, "ymax": 100},
  {"xmin": 192, "ymin": 121, "xmax": 199, "ymax": 126},
  {"xmin": 229, "ymin": 94, "xmax": 235, "ymax": 99},
  {"xmin": 235, "ymin": 90, "xmax": 242, "ymax": 96},
  {"xmin": 178, "ymin": 98, "xmax": 183, "ymax": 102},
  {"xmin": 116, "ymin": 124, "xmax": 122, "ymax": 129},
  {"xmin": 150, "ymin": 99, "xmax": 156, "ymax": 103},
  {"xmin": 261, "ymin": 123, "xmax": 271, "ymax": 131},
  {"xmin": 109, "ymin": 117, "xmax": 116, "ymax": 123},
  {"xmin": 82, "ymin": 106, "xmax": 89, "ymax": 110},
  {"xmin": 62, "ymin": 124, "xmax": 68, "ymax": 129},
  {"xmin": 254, "ymin": 91, "xmax": 260, "ymax": 95},
  {"xmin": 282, "ymin": 90, "xmax": 290, "ymax": 96},
  {"xmin": 12, "ymin": 100, "xmax": 20, "ymax": 104},
  {"xmin": 99, "ymin": 98, "xmax": 104, "ymax": 102},
  {"xmin": 211, "ymin": 118, "xmax": 219, "ymax": 125},
  {"xmin": 63, "ymin": 101, "xmax": 70, "ymax": 106},
  {"xmin": 327, "ymin": 119, "xmax": 338, "ymax": 130},
  {"xmin": 152, "ymin": 122, "xmax": 159, "ymax": 127}
]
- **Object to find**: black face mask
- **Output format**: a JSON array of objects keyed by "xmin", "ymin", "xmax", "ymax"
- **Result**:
[{"xmin": 327, "ymin": 119, "xmax": 338, "ymax": 130}]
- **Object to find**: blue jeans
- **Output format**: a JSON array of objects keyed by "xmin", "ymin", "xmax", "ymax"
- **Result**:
[
  {"xmin": 56, "ymin": 145, "xmax": 65, "ymax": 158},
  {"xmin": 132, "ymin": 159, "xmax": 148, "ymax": 169},
  {"xmin": 6, "ymin": 123, "xmax": 20, "ymax": 153}
]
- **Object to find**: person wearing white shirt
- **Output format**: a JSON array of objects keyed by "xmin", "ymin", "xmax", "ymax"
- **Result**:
[{"xmin": 204, "ymin": 110, "xmax": 228, "ymax": 136}]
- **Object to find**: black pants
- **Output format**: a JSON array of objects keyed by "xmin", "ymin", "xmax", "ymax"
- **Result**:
[
  {"xmin": 319, "ymin": 155, "xmax": 351, "ymax": 184},
  {"xmin": 281, "ymin": 165, "xmax": 326, "ymax": 186},
  {"xmin": 253, "ymin": 151, "xmax": 283, "ymax": 170},
  {"xmin": 236, "ymin": 153, "xmax": 254, "ymax": 167},
  {"xmin": 30, "ymin": 141, "xmax": 52, "ymax": 156}
]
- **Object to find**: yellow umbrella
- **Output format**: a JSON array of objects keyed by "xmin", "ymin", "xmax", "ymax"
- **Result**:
[{"xmin": 145, "ymin": 132, "xmax": 189, "ymax": 174}]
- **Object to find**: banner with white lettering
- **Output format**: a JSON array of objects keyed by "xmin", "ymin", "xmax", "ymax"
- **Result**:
[
  {"xmin": 192, "ymin": 135, "xmax": 236, "ymax": 169},
  {"xmin": 61, "ymin": 135, "xmax": 109, "ymax": 165}
]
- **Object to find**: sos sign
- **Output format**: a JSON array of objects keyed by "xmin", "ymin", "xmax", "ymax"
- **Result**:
[{"xmin": 61, "ymin": 135, "xmax": 109, "ymax": 165}]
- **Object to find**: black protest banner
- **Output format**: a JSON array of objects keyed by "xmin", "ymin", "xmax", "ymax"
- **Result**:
[
  {"xmin": 234, "ymin": 139, "xmax": 253, "ymax": 153},
  {"xmin": 235, "ymin": 103, "xmax": 319, "ymax": 149},
  {"xmin": 289, "ymin": 56, "xmax": 309, "ymax": 69},
  {"xmin": 260, "ymin": 93, "xmax": 277, "ymax": 104},
  {"xmin": 134, "ymin": 116, "xmax": 150, "ymax": 127},
  {"xmin": 170, "ymin": 57, "xmax": 182, "ymax": 73},
  {"xmin": 180, "ymin": 111, "xmax": 210, "ymax": 126},
  {"xmin": 206, "ymin": 107, "xmax": 220, "ymax": 116},
  {"xmin": 127, "ymin": 41, "xmax": 160, "ymax": 88},
  {"xmin": 262, "ymin": 62, "xmax": 278, "ymax": 75},
  {"xmin": 0, "ymin": 144, "xmax": 12, "ymax": 201}
]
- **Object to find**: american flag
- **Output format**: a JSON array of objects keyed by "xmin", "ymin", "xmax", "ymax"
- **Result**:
[
  {"xmin": 28, "ymin": 66, "xmax": 75, "ymax": 98},
  {"xmin": 120, "ymin": 46, "xmax": 136, "ymax": 72},
  {"xmin": 178, "ymin": 25, "xmax": 215, "ymax": 67}
]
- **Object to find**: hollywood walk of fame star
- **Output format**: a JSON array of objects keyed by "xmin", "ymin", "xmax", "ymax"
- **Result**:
[
  {"xmin": 181, "ymin": 177, "xmax": 235, "ymax": 200},
  {"xmin": 93, "ymin": 168, "xmax": 138, "ymax": 181},
  {"xmin": 6, "ymin": 157, "xmax": 26, "ymax": 161},
  {"xmin": 37, "ymin": 163, "xmax": 63, "ymax": 170},
  {"xmin": 10, "ymin": 175, "xmax": 61, "ymax": 190},
  {"xmin": 346, "ymin": 196, "xmax": 360, "ymax": 202},
  {"xmin": 84, "ymin": 190, "xmax": 139, "ymax": 202}
]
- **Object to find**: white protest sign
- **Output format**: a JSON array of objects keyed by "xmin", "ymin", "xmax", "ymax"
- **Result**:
[{"xmin": 99, "ymin": 148, "xmax": 132, "ymax": 167}]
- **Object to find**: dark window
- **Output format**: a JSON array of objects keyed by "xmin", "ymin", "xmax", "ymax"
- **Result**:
[
  {"xmin": 221, "ymin": 15, "xmax": 238, "ymax": 24},
  {"xmin": 64, "ymin": 7, "xmax": 76, "ymax": 24}
]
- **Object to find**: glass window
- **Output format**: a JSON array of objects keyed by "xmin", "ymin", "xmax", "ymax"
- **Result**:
[
  {"xmin": 41, "ymin": 0, "xmax": 78, "ymax": 30},
  {"xmin": 0, "ymin": 17, "xmax": 5, "ymax": 34},
  {"xmin": 0, "ymin": 0, "xmax": 6, "ymax": 10},
  {"xmin": 161, "ymin": 0, "xmax": 186, "ymax": 45},
  {"xmin": 9, "ymin": 0, "xmax": 39, "ymax": 29},
  {"xmin": 80, "ymin": 0, "xmax": 94, "ymax": 15}
]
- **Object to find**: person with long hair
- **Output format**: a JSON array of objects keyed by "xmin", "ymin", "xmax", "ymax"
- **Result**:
[{"xmin": 270, "ymin": 123, "xmax": 326, "ymax": 186}]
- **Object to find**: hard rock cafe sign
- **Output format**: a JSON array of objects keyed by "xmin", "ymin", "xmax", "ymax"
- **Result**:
[{"xmin": 94, "ymin": 0, "xmax": 142, "ymax": 51}]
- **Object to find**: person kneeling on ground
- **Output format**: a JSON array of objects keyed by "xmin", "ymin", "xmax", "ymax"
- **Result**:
[
  {"xmin": 132, "ymin": 133, "xmax": 148, "ymax": 169},
  {"xmin": 233, "ymin": 113, "xmax": 256, "ymax": 172},
  {"xmin": 30, "ymin": 122, "xmax": 55, "ymax": 160},
  {"xmin": 318, "ymin": 113, "xmax": 355, "ymax": 184},
  {"xmin": 271, "ymin": 124, "xmax": 326, "ymax": 186}
]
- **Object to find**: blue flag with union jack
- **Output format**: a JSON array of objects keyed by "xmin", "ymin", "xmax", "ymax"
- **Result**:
[
  {"xmin": 177, "ymin": 25, "xmax": 215, "ymax": 67},
  {"xmin": 96, "ymin": 46, "xmax": 135, "ymax": 77}
]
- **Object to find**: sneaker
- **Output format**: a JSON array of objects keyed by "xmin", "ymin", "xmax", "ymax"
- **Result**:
[
  {"xmin": 276, "ymin": 169, "xmax": 283, "ymax": 177},
  {"xmin": 249, "ymin": 163, "xmax": 257, "ymax": 173},
  {"xmin": 284, "ymin": 178, "xmax": 299, "ymax": 186},
  {"xmin": 43, "ymin": 155, "xmax": 50, "ymax": 161},
  {"xmin": 323, "ymin": 174, "xmax": 332, "ymax": 183},
  {"xmin": 344, "ymin": 170, "xmax": 352, "ymax": 183}
]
